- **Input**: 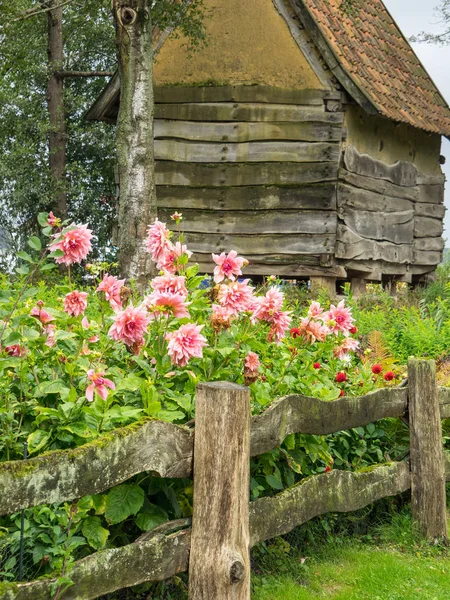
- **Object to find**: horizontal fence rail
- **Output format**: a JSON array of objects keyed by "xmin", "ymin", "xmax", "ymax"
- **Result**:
[
  {"xmin": 2, "ymin": 455, "xmax": 450, "ymax": 600},
  {"xmin": 1, "ymin": 387, "xmax": 450, "ymax": 515}
]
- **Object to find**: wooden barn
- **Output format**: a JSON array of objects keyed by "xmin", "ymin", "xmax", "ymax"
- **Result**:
[{"xmin": 87, "ymin": 0, "xmax": 450, "ymax": 293}]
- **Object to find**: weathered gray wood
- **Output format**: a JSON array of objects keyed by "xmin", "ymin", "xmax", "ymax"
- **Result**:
[
  {"xmin": 413, "ymin": 237, "xmax": 445, "ymax": 252},
  {"xmin": 337, "ymin": 183, "xmax": 414, "ymax": 213},
  {"xmin": 249, "ymin": 461, "xmax": 412, "ymax": 545},
  {"xmin": 156, "ymin": 184, "xmax": 337, "ymax": 212},
  {"xmin": 1, "ymin": 529, "xmax": 191, "ymax": 600},
  {"xmin": 338, "ymin": 207, "xmax": 414, "ymax": 244},
  {"xmin": 189, "ymin": 383, "xmax": 251, "ymax": 600},
  {"xmin": 194, "ymin": 260, "xmax": 346, "ymax": 278},
  {"xmin": 154, "ymin": 139, "xmax": 340, "ymax": 163},
  {"xmin": 154, "ymin": 103, "xmax": 345, "ymax": 123},
  {"xmin": 439, "ymin": 387, "xmax": 450, "ymax": 420},
  {"xmin": 250, "ymin": 388, "xmax": 408, "ymax": 456},
  {"xmin": 418, "ymin": 184, "xmax": 445, "ymax": 204},
  {"xmin": 350, "ymin": 277, "xmax": 367, "ymax": 296},
  {"xmin": 344, "ymin": 145, "xmax": 418, "ymax": 187},
  {"xmin": 153, "ymin": 85, "xmax": 341, "ymax": 105},
  {"xmin": 182, "ymin": 232, "xmax": 336, "ymax": 255},
  {"xmin": 412, "ymin": 250, "xmax": 442, "ymax": 266},
  {"xmin": 156, "ymin": 161, "xmax": 338, "ymax": 187},
  {"xmin": 339, "ymin": 169, "xmax": 420, "ymax": 201},
  {"xmin": 415, "ymin": 202, "xmax": 446, "ymax": 218},
  {"xmin": 413, "ymin": 216, "xmax": 443, "ymax": 238},
  {"xmin": 336, "ymin": 225, "xmax": 412, "ymax": 263},
  {"xmin": 154, "ymin": 119, "xmax": 343, "ymax": 143},
  {"xmin": 310, "ymin": 276, "xmax": 336, "ymax": 296},
  {"xmin": 0, "ymin": 420, "xmax": 193, "ymax": 515},
  {"xmin": 408, "ymin": 359, "xmax": 448, "ymax": 542},
  {"xmin": 417, "ymin": 173, "xmax": 446, "ymax": 186},
  {"xmin": 159, "ymin": 209, "xmax": 336, "ymax": 235}
]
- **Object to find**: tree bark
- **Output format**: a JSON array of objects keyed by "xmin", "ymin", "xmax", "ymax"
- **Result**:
[
  {"xmin": 46, "ymin": 0, "xmax": 68, "ymax": 219},
  {"xmin": 112, "ymin": 0, "xmax": 157, "ymax": 287}
]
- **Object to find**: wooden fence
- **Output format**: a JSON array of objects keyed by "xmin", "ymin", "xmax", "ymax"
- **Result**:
[{"xmin": 0, "ymin": 358, "xmax": 449, "ymax": 599}]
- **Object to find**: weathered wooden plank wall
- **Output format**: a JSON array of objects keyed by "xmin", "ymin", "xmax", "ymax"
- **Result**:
[
  {"xmin": 336, "ymin": 145, "xmax": 445, "ymax": 279},
  {"xmin": 154, "ymin": 85, "xmax": 343, "ymax": 276}
]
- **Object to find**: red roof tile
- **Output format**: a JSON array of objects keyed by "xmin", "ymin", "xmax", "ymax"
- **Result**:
[{"xmin": 298, "ymin": 0, "xmax": 450, "ymax": 135}]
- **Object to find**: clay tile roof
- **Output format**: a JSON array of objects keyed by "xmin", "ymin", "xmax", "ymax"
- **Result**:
[{"xmin": 298, "ymin": 0, "xmax": 450, "ymax": 136}]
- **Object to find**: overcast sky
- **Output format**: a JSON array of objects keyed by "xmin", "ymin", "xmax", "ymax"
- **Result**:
[{"xmin": 383, "ymin": 0, "xmax": 450, "ymax": 237}]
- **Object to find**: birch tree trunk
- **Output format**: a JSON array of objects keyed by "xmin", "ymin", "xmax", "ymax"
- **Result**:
[
  {"xmin": 46, "ymin": 0, "xmax": 68, "ymax": 219},
  {"xmin": 112, "ymin": 0, "xmax": 157, "ymax": 287}
]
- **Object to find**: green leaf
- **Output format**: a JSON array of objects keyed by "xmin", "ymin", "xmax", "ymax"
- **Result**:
[
  {"xmin": 17, "ymin": 251, "xmax": 34, "ymax": 263},
  {"xmin": 62, "ymin": 423, "xmax": 95, "ymax": 439},
  {"xmin": 82, "ymin": 516, "xmax": 109, "ymax": 550},
  {"xmin": 117, "ymin": 374, "xmax": 144, "ymax": 392},
  {"xmin": 105, "ymin": 485, "xmax": 144, "ymax": 524},
  {"xmin": 40, "ymin": 263, "xmax": 57, "ymax": 272},
  {"xmin": 156, "ymin": 410, "xmax": 185, "ymax": 423},
  {"xmin": 21, "ymin": 327, "xmax": 40, "ymax": 341},
  {"xmin": 27, "ymin": 430, "xmax": 51, "ymax": 455},
  {"xmin": 15, "ymin": 266, "xmax": 29, "ymax": 275},
  {"xmin": 38, "ymin": 212, "xmax": 49, "ymax": 227},
  {"xmin": 135, "ymin": 504, "xmax": 168, "ymax": 532},
  {"xmin": 265, "ymin": 474, "xmax": 284, "ymax": 490},
  {"xmin": 366, "ymin": 423, "xmax": 376, "ymax": 435},
  {"xmin": 172, "ymin": 395, "xmax": 191, "ymax": 413},
  {"xmin": 3, "ymin": 332, "xmax": 21, "ymax": 345},
  {"xmin": 28, "ymin": 236, "xmax": 42, "ymax": 251},
  {"xmin": 34, "ymin": 380, "xmax": 70, "ymax": 397},
  {"xmin": 284, "ymin": 434, "xmax": 296, "ymax": 451}
]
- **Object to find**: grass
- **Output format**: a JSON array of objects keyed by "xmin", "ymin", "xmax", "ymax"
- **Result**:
[{"xmin": 251, "ymin": 506, "xmax": 450, "ymax": 600}]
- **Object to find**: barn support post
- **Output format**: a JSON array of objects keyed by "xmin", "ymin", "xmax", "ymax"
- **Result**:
[
  {"xmin": 310, "ymin": 276, "xmax": 336, "ymax": 297},
  {"xmin": 189, "ymin": 382, "xmax": 251, "ymax": 600},
  {"xmin": 408, "ymin": 358, "xmax": 448, "ymax": 542},
  {"xmin": 350, "ymin": 277, "xmax": 366, "ymax": 297}
]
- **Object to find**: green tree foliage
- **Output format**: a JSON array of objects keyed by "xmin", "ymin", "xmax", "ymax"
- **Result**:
[{"xmin": 0, "ymin": 0, "xmax": 206, "ymax": 265}]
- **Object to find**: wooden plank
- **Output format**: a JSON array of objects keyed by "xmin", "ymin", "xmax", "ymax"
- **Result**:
[
  {"xmin": 338, "ymin": 207, "xmax": 414, "ymax": 244},
  {"xmin": 339, "ymin": 169, "xmax": 420, "ymax": 201},
  {"xmin": 439, "ymin": 387, "xmax": 450, "ymax": 420},
  {"xmin": 155, "ymin": 161, "xmax": 338, "ymax": 187},
  {"xmin": 154, "ymin": 103, "xmax": 345, "ymax": 123},
  {"xmin": 153, "ymin": 85, "xmax": 340, "ymax": 105},
  {"xmin": 417, "ymin": 173, "xmax": 446, "ymax": 186},
  {"xmin": 193, "ymin": 252, "xmax": 323, "ymax": 267},
  {"xmin": 415, "ymin": 202, "xmax": 446, "ymax": 218},
  {"xmin": 2, "ymin": 529, "xmax": 191, "ymax": 600},
  {"xmin": 418, "ymin": 184, "xmax": 445, "ymax": 204},
  {"xmin": 154, "ymin": 119, "xmax": 343, "ymax": 143},
  {"xmin": 182, "ymin": 232, "xmax": 336, "ymax": 255},
  {"xmin": 189, "ymin": 383, "xmax": 251, "ymax": 600},
  {"xmin": 413, "ymin": 237, "xmax": 445, "ymax": 252},
  {"xmin": 0, "ymin": 420, "xmax": 193, "ymax": 515},
  {"xmin": 249, "ymin": 462, "xmax": 412, "ymax": 545},
  {"xmin": 337, "ymin": 183, "xmax": 414, "ymax": 213},
  {"xmin": 344, "ymin": 145, "xmax": 418, "ymax": 187},
  {"xmin": 159, "ymin": 209, "xmax": 337, "ymax": 235},
  {"xmin": 414, "ymin": 216, "xmax": 443, "ymax": 238},
  {"xmin": 408, "ymin": 359, "xmax": 448, "ymax": 542},
  {"xmin": 156, "ymin": 184, "xmax": 337, "ymax": 211},
  {"xmin": 250, "ymin": 388, "xmax": 407, "ymax": 456},
  {"xmin": 413, "ymin": 249, "xmax": 443, "ymax": 266},
  {"xmin": 195, "ymin": 261, "xmax": 347, "ymax": 278},
  {"xmin": 154, "ymin": 139, "xmax": 341, "ymax": 163},
  {"xmin": 336, "ymin": 225, "xmax": 413, "ymax": 263}
]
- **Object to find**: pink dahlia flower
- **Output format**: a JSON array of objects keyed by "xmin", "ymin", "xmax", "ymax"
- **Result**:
[
  {"xmin": 108, "ymin": 304, "xmax": 151, "ymax": 347},
  {"xmin": 211, "ymin": 304, "xmax": 234, "ymax": 330},
  {"xmin": 267, "ymin": 310, "xmax": 292, "ymax": 343},
  {"xmin": 307, "ymin": 301, "xmax": 324, "ymax": 320},
  {"xmin": 166, "ymin": 323, "xmax": 208, "ymax": 367},
  {"xmin": 151, "ymin": 273, "xmax": 188, "ymax": 298},
  {"xmin": 96, "ymin": 274, "xmax": 125, "ymax": 311},
  {"xmin": 334, "ymin": 337, "xmax": 360, "ymax": 359},
  {"xmin": 64, "ymin": 291, "xmax": 88, "ymax": 317},
  {"xmin": 252, "ymin": 287, "xmax": 284, "ymax": 321},
  {"xmin": 245, "ymin": 351, "xmax": 260, "ymax": 373},
  {"xmin": 30, "ymin": 305, "xmax": 55, "ymax": 324},
  {"xmin": 48, "ymin": 223, "xmax": 93, "ymax": 266},
  {"xmin": 218, "ymin": 280, "xmax": 255, "ymax": 315},
  {"xmin": 296, "ymin": 318, "xmax": 330, "ymax": 344},
  {"xmin": 144, "ymin": 291, "xmax": 190, "ymax": 320},
  {"xmin": 212, "ymin": 250, "xmax": 248, "ymax": 284},
  {"xmin": 323, "ymin": 300, "xmax": 354, "ymax": 336},
  {"xmin": 145, "ymin": 219, "xmax": 173, "ymax": 266},
  {"xmin": 159, "ymin": 242, "xmax": 192, "ymax": 274},
  {"xmin": 86, "ymin": 369, "xmax": 115, "ymax": 402},
  {"xmin": 47, "ymin": 211, "xmax": 59, "ymax": 227},
  {"xmin": 5, "ymin": 344, "xmax": 27, "ymax": 357}
]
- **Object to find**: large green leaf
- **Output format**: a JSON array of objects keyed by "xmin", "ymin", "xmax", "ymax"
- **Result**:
[
  {"xmin": 81, "ymin": 516, "xmax": 109, "ymax": 550},
  {"xmin": 34, "ymin": 380, "xmax": 70, "ymax": 398},
  {"xmin": 27, "ymin": 430, "xmax": 51, "ymax": 455},
  {"xmin": 135, "ymin": 503, "xmax": 168, "ymax": 532},
  {"xmin": 27, "ymin": 236, "xmax": 42, "ymax": 251},
  {"xmin": 105, "ymin": 485, "xmax": 144, "ymax": 524}
]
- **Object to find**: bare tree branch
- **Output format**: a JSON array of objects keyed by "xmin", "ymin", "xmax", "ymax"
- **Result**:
[
  {"xmin": 55, "ymin": 70, "xmax": 115, "ymax": 78},
  {"xmin": 12, "ymin": 0, "xmax": 76, "ymax": 23}
]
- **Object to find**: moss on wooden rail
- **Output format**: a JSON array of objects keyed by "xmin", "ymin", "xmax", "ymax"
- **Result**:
[
  {"xmin": 1, "ymin": 388, "xmax": 449, "ymax": 515},
  {"xmin": 5, "ymin": 456, "xmax": 450, "ymax": 600}
]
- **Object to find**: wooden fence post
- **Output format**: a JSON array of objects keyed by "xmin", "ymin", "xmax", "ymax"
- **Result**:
[
  {"xmin": 189, "ymin": 382, "xmax": 251, "ymax": 600},
  {"xmin": 408, "ymin": 358, "xmax": 448, "ymax": 542}
]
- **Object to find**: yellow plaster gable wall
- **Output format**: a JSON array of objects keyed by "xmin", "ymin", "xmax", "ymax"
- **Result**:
[{"xmin": 154, "ymin": 0, "xmax": 323, "ymax": 89}]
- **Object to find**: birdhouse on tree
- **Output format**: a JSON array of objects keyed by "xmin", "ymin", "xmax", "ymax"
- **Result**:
[{"xmin": 88, "ymin": 0, "xmax": 450, "ymax": 293}]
